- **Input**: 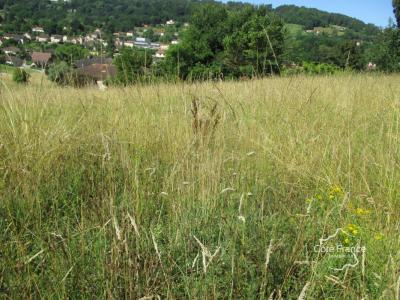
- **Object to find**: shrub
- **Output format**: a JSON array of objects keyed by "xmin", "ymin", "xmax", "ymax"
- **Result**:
[
  {"xmin": 47, "ymin": 62, "xmax": 73, "ymax": 85},
  {"xmin": 12, "ymin": 69, "xmax": 30, "ymax": 84},
  {"xmin": 48, "ymin": 62, "xmax": 93, "ymax": 87},
  {"xmin": 302, "ymin": 62, "xmax": 340, "ymax": 75}
]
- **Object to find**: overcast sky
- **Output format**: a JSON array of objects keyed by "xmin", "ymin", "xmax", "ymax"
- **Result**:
[{"xmin": 225, "ymin": 0, "xmax": 394, "ymax": 27}]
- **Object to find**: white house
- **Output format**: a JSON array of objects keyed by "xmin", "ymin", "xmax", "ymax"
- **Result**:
[
  {"xmin": 50, "ymin": 35, "xmax": 63, "ymax": 44},
  {"xmin": 154, "ymin": 49, "xmax": 166, "ymax": 59},
  {"xmin": 36, "ymin": 34, "xmax": 49, "ymax": 43},
  {"xmin": 135, "ymin": 37, "xmax": 150, "ymax": 43},
  {"xmin": 71, "ymin": 37, "xmax": 83, "ymax": 45},
  {"xmin": 124, "ymin": 40, "xmax": 135, "ymax": 48},
  {"xmin": 166, "ymin": 19, "xmax": 176, "ymax": 26},
  {"xmin": 3, "ymin": 46, "xmax": 19, "ymax": 55},
  {"xmin": 32, "ymin": 26, "xmax": 45, "ymax": 33}
]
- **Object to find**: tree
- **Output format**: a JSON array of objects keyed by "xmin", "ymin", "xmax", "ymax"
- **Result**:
[
  {"xmin": 12, "ymin": 69, "xmax": 30, "ymax": 84},
  {"xmin": 339, "ymin": 40, "xmax": 365, "ymax": 70},
  {"xmin": 164, "ymin": 4, "xmax": 285, "ymax": 79},
  {"xmin": 223, "ymin": 6, "xmax": 285, "ymax": 76},
  {"xmin": 367, "ymin": 27, "xmax": 400, "ymax": 72},
  {"xmin": 143, "ymin": 28, "xmax": 156, "ymax": 42},
  {"xmin": 394, "ymin": 0, "xmax": 400, "ymax": 28},
  {"xmin": 54, "ymin": 45, "xmax": 89, "ymax": 65},
  {"xmin": 47, "ymin": 61, "xmax": 73, "ymax": 85},
  {"xmin": 113, "ymin": 47, "xmax": 153, "ymax": 84}
]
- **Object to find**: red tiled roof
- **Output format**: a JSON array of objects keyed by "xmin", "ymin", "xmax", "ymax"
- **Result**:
[
  {"xmin": 76, "ymin": 64, "xmax": 117, "ymax": 81},
  {"xmin": 31, "ymin": 52, "xmax": 52, "ymax": 64}
]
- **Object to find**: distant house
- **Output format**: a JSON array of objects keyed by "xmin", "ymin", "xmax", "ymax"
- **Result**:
[
  {"xmin": 126, "ymin": 32, "xmax": 134, "ymax": 37},
  {"xmin": 124, "ymin": 40, "xmax": 135, "ymax": 48},
  {"xmin": 331, "ymin": 25, "xmax": 346, "ymax": 31},
  {"xmin": 24, "ymin": 33, "xmax": 33, "ymax": 40},
  {"xmin": 4, "ymin": 34, "xmax": 25, "ymax": 44},
  {"xmin": 154, "ymin": 49, "xmax": 166, "ymax": 59},
  {"xmin": 50, "ymin": 35, "xmax": 63, "ymax": 44},
  {"xmin": 166, "ymin": 20, "xmax": 176, "ymax": 26},
  {"xmin": 84, "ymin": 35, "xmax": 95, "ymax": 42},
  {"xmin": 36, "ymin": 34, "xmax": 49, "ymax": 43},
  {"xmin": 63, "ymin": 35, "xmax": 70, "ymax": 43},
  {"xmin": 5, "ymin": 55, "xmax": 23, "ymax": 67},
  {"xmin": 76, "ymin": 63, "xmax": 117, "ymax": 82},
  {"xmin": 3, "ymin": 46, "xmax": 20, "ymax": 55},
  {"xmin": 31, "ymin": 52, "xmax": 53, "ymax": 68},
  {"xmin": 136, "ymin": 37, "xmax": 150, "ymax": 43},
  {"xmin": 150, "ymin": 42, "xmax": 160, "ymax": 49},
  {"xmin": 70, "ymin": 37, "xmax": 83, "ymax": 45},
  {"xmin": 171, "ymin": 40, "xmax": 179, "ymax": 45},
  {"xmin": 32, "ymin": 26, "xmax": 45, "ymax": 33},
  {"xmin": 133, "ymin": 37, "xmax": 152, "ymax": 49}
]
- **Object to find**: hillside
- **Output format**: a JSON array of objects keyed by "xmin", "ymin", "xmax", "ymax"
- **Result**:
[
  {"xmin": 275, "ymin": 5, "xmax": 380, "ymax": 35},
  {"xmin": 0, "ymin": 0, "xmax": 380, "ymax": 37}
]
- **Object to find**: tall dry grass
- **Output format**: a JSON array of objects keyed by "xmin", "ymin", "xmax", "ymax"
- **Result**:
[{"xmin": 0, "ymin": 73, "xmax": 399, "ymax": 299}]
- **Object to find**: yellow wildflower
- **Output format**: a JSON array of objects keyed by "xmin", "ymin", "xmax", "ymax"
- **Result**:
[
  {"xmin": 347, "ymin": 224, "xmax": 359, "ymax": 235},
  {"xmin": 374, "ymin": 233, "xmax": 383, "ymax": 241},
  {"xmin": 355, "ymin": 208, "xmax": 371, "ymax": 216},
  {"xmin": 330, "ymin": 185, "xmax": 343, "ymax": 195}
]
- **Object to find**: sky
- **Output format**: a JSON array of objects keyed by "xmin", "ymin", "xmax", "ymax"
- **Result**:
[{"xmin": 227, "ymin": 0, "xmax": 394, "ymax": 27}]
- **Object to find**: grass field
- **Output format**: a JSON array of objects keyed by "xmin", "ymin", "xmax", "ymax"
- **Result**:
[{"xmin": 0, "ymin": 74, "xmax": 400, "ymax": 299}]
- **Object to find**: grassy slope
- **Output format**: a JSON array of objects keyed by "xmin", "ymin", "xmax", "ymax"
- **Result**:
[{"xmin": 0, "ymin": 75, "xmax": 399, "ymax": 299}]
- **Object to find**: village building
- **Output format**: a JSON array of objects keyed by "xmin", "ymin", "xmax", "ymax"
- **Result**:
[
  {"xmin": 76, "ymin": 63, "xmax": 117, "ymax": 82},
  {"xmin": 70, "ymin": 37, "xmax": 83, "ymax": 45},
  {"xmin": 36, "ymin": 34, "xmax": 49, "ymax": 43},
  {"xmin": 5, "ymin": 54, "xmax": 23, "ymax": 67},
  {"xmin": 4, "ymin": 34, "xmax": 25, "ymax": 44},
  {"xmin": 124, "ymin": 40, "xmax": 135, "ymax": 48},
  {"xmin": 31, "ymin": 52, "xmax": 53, "ymax": 68},
  {"xmin": 24, "ymin": 33, "xmax": 33, "ymax": 40},
  {"xmin": 50, "ymin": 35, "xmax": 63, "ymax": 44},
  {"xmin": 3, "ymin": 46, "xmax": 20, "ymax": 55},
  {"xmin": 32, "ymin": 26, "xmax": 45, "ymax": 33},
  {"xmin": 134, "ymin": 37, "xmax": 152, "ymax": 49},
  {"xmin": 154, "ymin": 49, "xmax": 166, "ymax": 59}
]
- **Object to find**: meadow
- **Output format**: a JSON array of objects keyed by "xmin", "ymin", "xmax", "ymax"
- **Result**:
[{"xmin": 0, "ymin": 73, "xmax": 399, "ymax": 299}]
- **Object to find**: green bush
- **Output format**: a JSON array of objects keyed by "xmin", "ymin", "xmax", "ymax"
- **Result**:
[
  {"xmin": 48, "ymin": 62, "xmax": 93, "ymax": 87},
  {"xmin": 282, "ymin": 62, "xmax": 340, "ymax": 76},
  {"xmin": 302, "ymin": 62, "xmax": 340, "ymax": 75},
  {"xmin": 12, "ymin": 68, "xmax": 30, "ymax": 84}
]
